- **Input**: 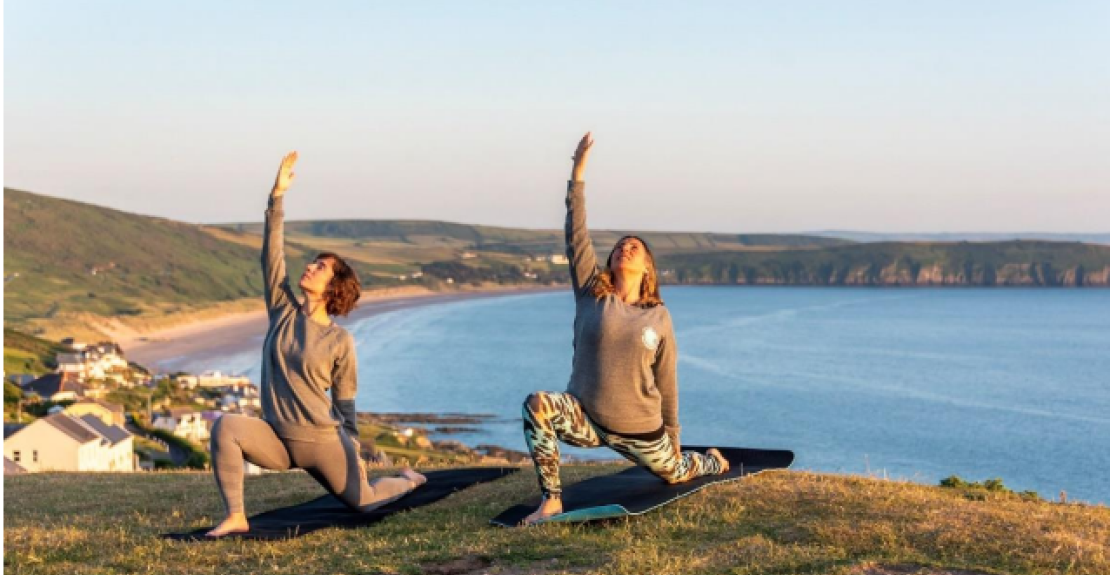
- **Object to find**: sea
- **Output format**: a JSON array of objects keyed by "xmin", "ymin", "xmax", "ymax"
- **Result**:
[{"xmin": 175, "ymin": 287, "xmax": 1110, "ymax": 503}]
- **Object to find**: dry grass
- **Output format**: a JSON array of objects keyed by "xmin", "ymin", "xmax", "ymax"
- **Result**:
[{"xmin": 4, "ymin": 468, "xmax": 1108, "ymax": 575}]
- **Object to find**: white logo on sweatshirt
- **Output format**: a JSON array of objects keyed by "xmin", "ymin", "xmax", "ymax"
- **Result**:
[{"xmin": 641, "ymin": 326, "xmax": 660, "ymax": 351}]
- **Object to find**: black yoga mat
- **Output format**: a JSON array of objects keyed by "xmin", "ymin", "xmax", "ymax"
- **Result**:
[
  {"xmin": 166, "ymin": 467, "xmax": 518, "ymax": 541},
  {"xmin": 490, "ymin": 446, "xmax": 793, "ymax": 527}
]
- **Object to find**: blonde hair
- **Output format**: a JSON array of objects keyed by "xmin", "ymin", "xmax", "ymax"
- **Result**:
[{"xmin": 590, "ymin": 235, "xmax": 664, "ymax": 308}]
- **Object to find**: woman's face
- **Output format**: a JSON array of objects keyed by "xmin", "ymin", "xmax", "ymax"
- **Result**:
[
  {"xmin": 609, "ymin": 237, "xmax": 649, "ymax": 277},
  {"xmin": 299, "ymin": 257, "xmax": 336, "ymax": 297}
]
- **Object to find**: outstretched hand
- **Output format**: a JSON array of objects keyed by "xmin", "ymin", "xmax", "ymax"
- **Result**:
[
  {"xmin": 271, "ymin": 151, "xmax": 298, "ymax": 197},
  {"xmin": 571, "ymin": 132, "xmax": 593, "ymax": 181}
]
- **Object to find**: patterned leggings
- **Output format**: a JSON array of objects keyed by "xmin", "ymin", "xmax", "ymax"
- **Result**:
[{"xmin": 522, "ymin": 391, "xmax": 725, "ymax": 497}]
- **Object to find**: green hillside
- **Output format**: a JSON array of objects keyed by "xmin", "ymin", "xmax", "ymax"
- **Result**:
[
  {"xmin": 662, "ymin": 241, "xmax": 1110, "ymax": 286},
  {"xmin": 4, "ymin": 188, "xmax": 265, "ymax": 324},
  {"xmin": 226, "ymin": 219, "xmax": 850, "ymax": 255},
  {"xmin": 6, "ymin": 188, "xmax": 1109, "ymax": 340},
  {"xmin": 2, "ymin": 328, "xmax": 73, "ymax": 376}
]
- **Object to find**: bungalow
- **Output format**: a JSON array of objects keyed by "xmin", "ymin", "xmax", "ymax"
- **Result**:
[
  {"xmin": 21, "ymin": 373, "xmax": 86, "ymax": 402},
  {"xmin": 3, "ymin": 413, "xmax": 134, "ymax": 472}
]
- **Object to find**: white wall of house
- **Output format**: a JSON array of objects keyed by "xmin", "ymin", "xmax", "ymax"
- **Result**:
[
  {"xmin": 5, "ymin": 418, "xmax": 135, "ymax": 473},
  {"xmin": 154, "ymin": 414, "xmax": 209, "ymax": 443},
  {"xmin": 108, "ymin": 437, "xmax": 134, "ymax": 472},
  {"xmin": 4, "ymin": 422, "xmax": 83, "ymax": 472}
]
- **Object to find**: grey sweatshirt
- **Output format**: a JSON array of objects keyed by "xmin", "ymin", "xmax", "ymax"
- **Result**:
[
  {"xmin": 260, "ymin": 195, "xmax": 360, "ymax": 442},
  {"xmin": 563, "ymin": 181, "xmax": 681, "ymax": 440}
]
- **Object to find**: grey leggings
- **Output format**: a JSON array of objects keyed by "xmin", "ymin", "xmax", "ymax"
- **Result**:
[{"xmin": 210, "ymin": 414, "xmax": 415, "ymax": 515}]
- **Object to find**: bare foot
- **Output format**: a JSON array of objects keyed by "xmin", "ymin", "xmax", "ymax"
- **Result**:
[
  {"xmin": 707, "ymin": 448, "xmax": 730, "ymax": 473},
  {"xmin": 206, "ymin": 513, "xmax": 249, "ymax": 537},
  {"xmin": 399, "ymin": 467, "xmax": 426, "ymax": 488},
  {"xmin": 521, "ymin": 495, "xmax": 563, "ymax": 525}
]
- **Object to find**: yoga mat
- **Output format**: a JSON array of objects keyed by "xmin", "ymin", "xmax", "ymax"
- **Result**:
[
  {"xmin": 490, "ymin": 446, "xmax": 793, "ymax": 527},
  {"xmin": 167, "ymin": 467, "xmax": 518, "ymax": 540}
]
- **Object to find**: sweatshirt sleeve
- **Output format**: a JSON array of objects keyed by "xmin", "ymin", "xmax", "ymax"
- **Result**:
[
  {"xmin": 565, "ymin": 181, "xmax": 601, "ymax": 298},
  {"xmin": 331, "ymin": 333, "xmax": 358, "ymax": 401},
  {"xmin": 332, "ymin": 334, "xmax": 360, "ymax": 439},
  {"xmin": 654, "ymin": 314, "xmax": 680, "ymax": 441},
  {"xmin": 262, "ymin": 195, "xmax": 298, "ymax": 316}
]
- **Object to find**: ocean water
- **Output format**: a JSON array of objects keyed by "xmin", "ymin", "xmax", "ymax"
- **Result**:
[{"xmin": 187, "ymin": 287, "xmax": 1110, "ymax": 503}]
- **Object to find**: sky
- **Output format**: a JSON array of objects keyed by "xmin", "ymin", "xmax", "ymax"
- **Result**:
[{"xmin": 4, "ymin": 1, "xmax": 1109, "ymax": 233}]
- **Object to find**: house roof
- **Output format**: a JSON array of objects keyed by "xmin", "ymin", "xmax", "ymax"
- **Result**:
[
  {"xmin": 78, "ymin": 414, "xmax": 132, "ymax": 445},
  {"xmin": 4, "ymin": 423, "xmax": 27, "ymax": 439},
  {"xmin": 71, "ymin": 397, "xmax": 125, "ymax": 414},
  {"xmin": 4, "ymin": 457, "xmax": 27, "ymax": 475},
  {"xmin": 22, "ymin": 373, "xmax": 85, "ymax": 399},
  {"xmin": 168, "ymin": 407, "xmax": 198, "ymax": 419},
  {"xmin": 43, "ymin": 413, "xmax": 102, "ymax": 444}
]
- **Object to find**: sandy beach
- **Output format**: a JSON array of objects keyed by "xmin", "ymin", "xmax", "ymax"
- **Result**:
[{"xmin": 125, "ymin": 285, "xmax": 560, "ymax": 370}]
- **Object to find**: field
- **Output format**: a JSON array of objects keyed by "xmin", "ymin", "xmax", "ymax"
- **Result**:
[{"xmin": 4, "ymin": 467, "xmax": 1108, "ymax": 575}]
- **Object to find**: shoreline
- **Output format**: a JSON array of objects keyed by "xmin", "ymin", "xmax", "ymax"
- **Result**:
[{"xmin": 125, "ymin": 284, "xmax": 562, "ymax": 370}]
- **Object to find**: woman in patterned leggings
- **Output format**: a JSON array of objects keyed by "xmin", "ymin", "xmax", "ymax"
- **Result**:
[{"xmin": 521, "ymin": 133, "xmax": 730, "ymax": 524}]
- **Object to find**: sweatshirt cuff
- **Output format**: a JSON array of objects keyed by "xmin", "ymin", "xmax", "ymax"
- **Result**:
[
  {"xmin": 335, "ymin": 399, "xmax": 359, "ymax": 439},
  {"xmin": 567, "ymin": 180, "xmax": 585, "ymax": 194}
]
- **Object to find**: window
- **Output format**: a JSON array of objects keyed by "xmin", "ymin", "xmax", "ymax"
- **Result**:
[
  {"xmin": 33, "ymin": 450, "xmax": 39, "ymax": 463},
  {"xmin": 12, "ymin": 451, "xmax": 20, "ymax": 463}
]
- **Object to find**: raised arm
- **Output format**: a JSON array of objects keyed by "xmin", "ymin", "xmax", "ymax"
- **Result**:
[
  {"xmin": 565, "ymin": 133, "xmax": 600, "ymax": 297},
  {"xmin": 262, "ymin": 152, "xmax": 300, "ymax": 316}
]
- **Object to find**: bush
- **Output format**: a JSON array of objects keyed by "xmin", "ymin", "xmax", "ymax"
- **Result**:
[{"xmin": 940, "ymin": 475, "xmax": 1041, "ymax": 501}]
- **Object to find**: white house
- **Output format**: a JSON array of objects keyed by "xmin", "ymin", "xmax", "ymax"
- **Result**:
[
  {"xmin": 177, "ymin": 371, "xmax": 251, "ymax": 390},
  {"xmin": 218, "ymin": 382, "xmax": 261, "ymax": 411},
  {"xmin": 153, "ymin": 408, "xmax": 209, "ymax": 443},
  {"xmin": 75, "ymin": 414, "xmax": 135, "ymax": 472},
  {"xmin": 3, "ymin": 413, "xmax": 134, "ymax": 472},
  {"xmin": 54, "ymin": 341, "xmax": 129, "ymax": 383}
]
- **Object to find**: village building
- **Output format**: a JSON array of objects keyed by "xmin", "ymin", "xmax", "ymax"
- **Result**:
[
  {"xmin": 63, "ymin": 398, "xmax": 127, "ymax": 427},
  {"xmin": 152, "ymin": 408, "xmax": 209, "ymax": 443},
  {"xmin": 3, "ymin": 413, "xmax": 134, "ymax": 472},
  {"xmin": 21, "ymin": 373, "xmax": 86, "ymax": 402}
]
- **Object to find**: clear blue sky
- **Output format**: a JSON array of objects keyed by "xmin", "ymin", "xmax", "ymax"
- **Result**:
[{"xmin": 5, "ymin": 1, "xmax": 1108, "ymax": 232}]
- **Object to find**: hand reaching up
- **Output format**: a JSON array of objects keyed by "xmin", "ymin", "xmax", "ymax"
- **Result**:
[
  {"xmin": 571, "ymin": 132, "xmax": 593, "ymax": 181},
  {"xmin": 271, "ymin": 151, "xmax": 298, "ymax": 198}
]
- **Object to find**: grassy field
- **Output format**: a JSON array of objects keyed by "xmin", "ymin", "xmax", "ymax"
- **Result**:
[{"xmin": 4, "ymin": 468, "xmax": 1107, "ymax": 575}]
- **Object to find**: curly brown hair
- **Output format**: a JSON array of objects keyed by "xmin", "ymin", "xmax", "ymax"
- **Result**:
[
  {"xmin": 590, "ymin": 235, "xmax": 664, "ymax": 308},
  {"xmin": 316, "ymin": 252, "xmax": 361, "ymax": 317}
]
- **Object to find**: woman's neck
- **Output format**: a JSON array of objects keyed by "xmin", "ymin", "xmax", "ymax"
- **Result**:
[
  {"xmin": 302, "ymin": 295, "xmax": 332, "ymax": 326},
  {"xmin": 613, "ymin": 272, "xmax": 642, "ymax": 305}
]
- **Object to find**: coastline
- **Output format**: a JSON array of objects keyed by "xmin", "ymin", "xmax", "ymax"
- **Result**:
[{"xmin": 124, "ymin": 284, "xmax": 562, "ymax": 370}]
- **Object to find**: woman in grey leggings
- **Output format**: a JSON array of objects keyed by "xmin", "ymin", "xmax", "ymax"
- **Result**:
[{"xmin": 206, "ymin": 152, "xmax": 425, "ymax": 537}]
